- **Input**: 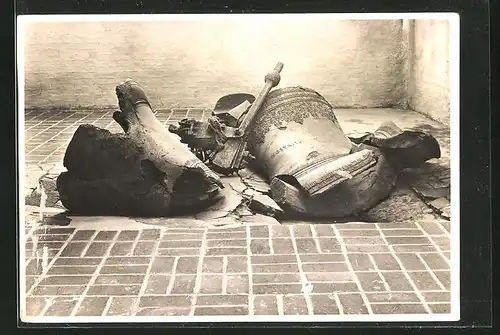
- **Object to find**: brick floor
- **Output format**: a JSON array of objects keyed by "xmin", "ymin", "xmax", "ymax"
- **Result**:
[
  {"xmin": 23, "ymin": 222, "xmax": 452, "ymax": 317},
  {"xmin": 21, "ymin": 108, "xmax": 453, "ymax": 318}
]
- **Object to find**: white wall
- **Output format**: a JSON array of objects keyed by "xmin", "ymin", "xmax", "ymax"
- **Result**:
[
  {"xmin": 408, "ymin": 20, "xmax": 451, "ymax": 126},
  {"xmin": 21, "ymin": 18, "xmax": 407, "ymax": 110}
]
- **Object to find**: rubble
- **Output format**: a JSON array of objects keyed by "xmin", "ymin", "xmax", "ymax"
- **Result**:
[
  {"xmin": 194, "ymin": 185, "xmax": 243, "ymax": 221},
  {"xmin": 360, "ymin": 182, "xmax": 433, "ymax": 222},
  {"xmin": 243, "ymin": 188, "xmax": 284, "ymax": 218},
  {"xmin": 237, "ymin": 167, "xmax": 271, "ymax": 194}
]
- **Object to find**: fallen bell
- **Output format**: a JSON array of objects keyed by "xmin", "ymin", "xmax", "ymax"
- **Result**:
[
  {"xmin": 56, "ymin": 79, "xmax": 223, "ymax": 217},
  {"xmin": 246, "ymin": 86, "xmax": 398, "ymax": 218}
]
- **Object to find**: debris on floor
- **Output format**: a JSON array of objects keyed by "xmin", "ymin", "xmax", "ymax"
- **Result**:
[
  {"xmin": 237, "ymin": 167, "xmax": 271, "ymax": 195},
  {"xmin": 428, "ymin": 197, "xmax": 451, "ymax": 219},
  {"xmin": 242, "ymin": 188, "xmax": 284, "ymax": 218},
  {"xmin": 25, "ymin": 64, "xmax": 446, "ymax": 223}
]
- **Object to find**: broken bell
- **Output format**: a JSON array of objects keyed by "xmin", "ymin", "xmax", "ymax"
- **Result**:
[
  {"xmin": 56, "ymin": 79, "xmax": 223, "ymax": 217},
  {"xmin": 245, "ymin": 86, "xmax": 399, "ymax": 218}
]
